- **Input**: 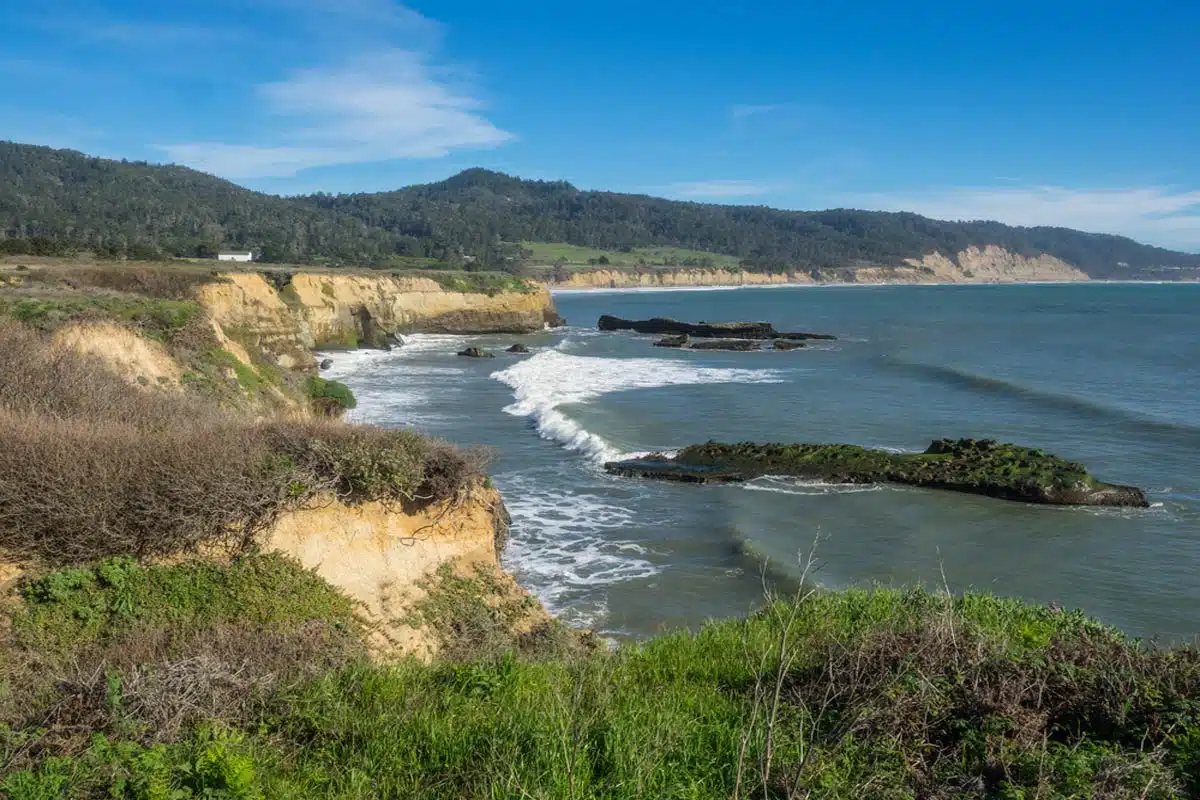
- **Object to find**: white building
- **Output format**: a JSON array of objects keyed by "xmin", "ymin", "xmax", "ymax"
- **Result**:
[{"xmin": 217, "ymin": 250, "xmax": 255, "ymax": 262}]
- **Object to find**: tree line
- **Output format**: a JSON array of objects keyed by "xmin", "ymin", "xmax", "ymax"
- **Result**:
[{"xmin": 2, "ymin": 142, "xmax": 1197, "ymax": 278}]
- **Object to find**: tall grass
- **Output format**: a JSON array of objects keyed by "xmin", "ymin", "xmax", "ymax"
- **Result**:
[{"xmin": 7, "ymin": 585, "xmax": 1199, "ymax": 798}]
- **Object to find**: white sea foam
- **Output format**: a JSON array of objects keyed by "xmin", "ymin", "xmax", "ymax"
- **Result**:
[
  {"xmin": 394, "ymin": 333, "xmax": 476, "ymax": 355},
  {"xmin": 490, "ymin": 350, "xmax": 786, "ymax": 463},
  {"xmin": 743, "ymin": 476, "xmax": 887, "ymax": 496},
  {"xmin": 498, "ymin": 472, "xmax": 660, "ymax": 628},
  {"xmin": 317, "ymin": 335, "xmax": 477, "ymax": 426}
]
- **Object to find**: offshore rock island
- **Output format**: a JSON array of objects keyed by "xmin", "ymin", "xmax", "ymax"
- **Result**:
[
  {"xmin": 605, "ymin": 439, "xmax": 1150, "ymax": 507},
  {"xmin": 598, "ymin": 314, "xmax": 838, "ymax": 340}
]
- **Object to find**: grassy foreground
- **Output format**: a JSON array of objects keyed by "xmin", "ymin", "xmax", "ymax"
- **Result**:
[{"xmin": 4, "ymin": 558, "xmax": 1199, "ymax": 799}]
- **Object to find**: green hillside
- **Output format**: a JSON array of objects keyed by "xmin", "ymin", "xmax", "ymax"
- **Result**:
[{"xmin": 3, "ymin": 141, "xmax": 1198, "ymax": 278}]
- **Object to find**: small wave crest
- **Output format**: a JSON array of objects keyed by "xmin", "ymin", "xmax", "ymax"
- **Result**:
[
  {"xmin": 316, "ymin": 335, "xmax": 475, "ymax": 426},
  {"xmin": 498, "ymin": 472, "xmax": 660, "ymax": 628},
  {"xmin": 743, "ymin": 476, "xmax": 888, "ymax": 496},
  {"xmin": 883, "ymin": 357, "xmax": 1200, "ymax": 445},
  {"xmin": 491, "ymin": 350, "xmax": 785, "ymax": 463}
]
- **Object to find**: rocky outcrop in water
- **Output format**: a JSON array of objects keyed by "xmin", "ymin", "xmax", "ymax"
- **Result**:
[
  {"xmin": 773, "ymin": 340, "xmax": 807, "ymax": 351},
  {"xmin": 458, "ymin": 347, "xmax": 495, "ymax": 358},
  {"xmin": 605, "ymin": 438, "xmax": 1149, "ymax": 507},
  {"xmin": 654, "ymin": 335, "xmax": 689, "ymax": 348},
  {"xmin": 598, "ymin": 315, "xmax": 836, "ymax": 340},
  {"xmin": 506, "ymin": 343, "xmax": 531, "ymax": 354},
  {"xmin": 689, "ymin": 339, "xmax": 762, "ymax": 351}
]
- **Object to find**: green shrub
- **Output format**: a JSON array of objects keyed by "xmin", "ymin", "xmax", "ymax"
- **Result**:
[
  {"xmin": 0, "ymin": 294, "xmax": 201, "ymax": 341},
  {"xmin": 6, "ymin": 589, "xmax": 1200, "ymax": 797},
  {"xmin": 415, "ymin": 270, "xmax": 536, "ymax": 295},
  {"xmin": 262, "ymin": 421, "xmax": 487, "ymax": 506},
  {"xmin": 14, "ymin": 554, "xmax": 359, "ymax": 657},
  {"xmin": 304, "ymin": 376, "xmax": 357, "ymax": 415}
]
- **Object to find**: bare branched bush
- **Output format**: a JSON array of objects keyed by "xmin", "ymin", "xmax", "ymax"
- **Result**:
[
  {"xmin": 0, "ymin": 319, "xmax": 214, "ymax": 427},
  {"xmin": 263, "ymin": 420, "xmax": 491, "ymax": 508},
  {"xmin": 773, "ymin": 607, "xmax": 1200, "ymax": 797},
  {"xmin": 0, "ymin": 320, "xmax": 487, "ymax": 564},
  {"xmin": 0, "ymin": 412, "xmax": 298, "ymax": 563},
  {"xmin": 8, "ymin": 620, "xmax": 364, "ymax": 762}
]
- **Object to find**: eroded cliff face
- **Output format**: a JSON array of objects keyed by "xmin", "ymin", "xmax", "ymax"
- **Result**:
[
  {"xmin": 199, "ymin": 272, "xmax": 559, "ymax": 358},
  {"xmin": 895, "ymin": 245, "xmax": 1089, "ymax": 283},
  {"xmin": 288, "ymin": 274, "xmax": 558, "ymax": 345},
  {"xmin": 52, "ymin": 323, "xmax": 183, "ymax": 386},
  {"xmin": 265, "ymin": 486, "xmax": 550, "ymax": 661},
  {"xmin": 198, "ymin": 273, "xmax": 316, "ymax": 370},
  {"xmin": 546, "ymin": 246, "xmax": 1090, "ymax": 289}
]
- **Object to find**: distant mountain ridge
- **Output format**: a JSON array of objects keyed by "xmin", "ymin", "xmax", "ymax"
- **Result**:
[{"xmin": 1, "ymin": 141, "xmax": 1197, "ymax": 279}]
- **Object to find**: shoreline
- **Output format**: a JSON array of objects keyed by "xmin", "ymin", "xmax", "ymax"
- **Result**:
[{"xmin": 546, "ymin": 278, "xmax": 1198, "ymax": 295}]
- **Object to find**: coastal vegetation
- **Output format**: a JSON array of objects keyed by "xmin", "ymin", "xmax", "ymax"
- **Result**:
[
  {"xmin": 3, "ymin": 142, "xmax": 1198, "ymax": 278},
  {"xmin": 0, "ymin": 313, "xmax": 484, "ymax": 565},
  {"xmin": 6, "ymin": 567, "xmax": 1200, "ymax": 798},
  {"xmin": 304, "ymin": 376, "xmax": 357, "ymax": 416},
  {"xmin": 606, "ymin": 439, "xmax": 1150, "ymax": 507},
  {"xmin": 520, "ymin": 241, "xmax": 743, "ymax": 270},
  {"xmin": 1, "ymin": 257, "xmax": 1196, "ymax": 797}
]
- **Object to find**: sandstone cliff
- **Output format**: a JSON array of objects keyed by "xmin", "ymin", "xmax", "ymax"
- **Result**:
[
  {"xmin": 545, "ymin": 246, "xmax": 1089, "ymax": 289},
  {"xmin": 0, "ymin": 486, "xmax": 551, "ymax": 662},
  {"xmin": 200, "ymin": 272, "xmax": 559, "ymax": 359},
  {"xmin": 264, "ymin": 486, "xmax": 550, "ymax": 661},
  {"xmin": 894, "ymin": 245, "xmax": 1089, "ymax": 283}
]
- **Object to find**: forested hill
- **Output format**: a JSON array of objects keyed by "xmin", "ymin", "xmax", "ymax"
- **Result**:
[
  {"xmin": 2, "ymin": 141, "xmax": 1197, "ymax": 278},
  {"xmin": 300, "ymin": 169, "xmax": 1200, "ymax": 278}
]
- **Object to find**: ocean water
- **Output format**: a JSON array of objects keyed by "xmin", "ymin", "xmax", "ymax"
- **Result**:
[{"xmin": 322, "ymin": 283, "xmax": 1200, "ymax": 641}]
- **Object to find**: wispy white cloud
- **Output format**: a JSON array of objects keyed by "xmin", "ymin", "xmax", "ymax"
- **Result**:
[
  {"xmin": 729, "ymin": 103, "xmax": 788, "ymax": 120},
  {"xmin": 260, "ymin": 0, "xmax": 435, "ymax": 28},
  {"xmin": 87, "ymin": 22, "xmax": 244, "ymax": 45},
  {"xmin": 668, "ymin": 180, "xmax": 781, "ymax": 199},
  {"xmin": 19, "ymin": 12, "xmax": 241, "ymax": 47},
  {"xmin": 163, "ymin": 47, "xmax": 512, "ymax": 178},
  {"xmin": 847, "ymin": 186, "xmax": 1200, "ymax": 250}
]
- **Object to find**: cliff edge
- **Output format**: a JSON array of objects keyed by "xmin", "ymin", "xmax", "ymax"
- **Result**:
[
  {"xmin": 265, "ymin": 485, "xmax": 555, "ymax": 661},
  {"xmin": 544, "ymin": 245, "xmax": 1089, "ymax": 289}
]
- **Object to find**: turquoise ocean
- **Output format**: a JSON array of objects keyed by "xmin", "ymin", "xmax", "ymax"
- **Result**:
[{"xmin": 323, "ymin": 283, "xmax": 1200, "ymax": 641}]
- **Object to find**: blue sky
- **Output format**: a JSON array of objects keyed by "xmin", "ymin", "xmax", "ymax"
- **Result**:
[{"xmin": 3, "ymin": 0, "xmax": 1199, "ymax": 250}]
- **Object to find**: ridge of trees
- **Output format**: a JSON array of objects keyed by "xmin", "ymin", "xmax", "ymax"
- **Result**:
[{"xmin": 2, "ymin": 141, "xmax": 1197, "ymax": 278}]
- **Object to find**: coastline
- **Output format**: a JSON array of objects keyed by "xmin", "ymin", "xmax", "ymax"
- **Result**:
[{"xmin": 545, "ymin": 278, "xmax": 1198, "ymax": 295}]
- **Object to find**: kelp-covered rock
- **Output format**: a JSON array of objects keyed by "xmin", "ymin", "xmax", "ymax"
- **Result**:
[
  {"xmin": 457, "ymin": 346, "xmax": 495, "ymax": 358},
  {"xmin": 688, "ymin": 339, "xmax": 762, "ymax": 351},
  {"xmin": 654, "ymin": 334, "xmax": 689, "ymax": 348},
  {"xmin": 773, "ymin": 340, "xmax": 807, "ymax": 351},
  {"xmin": 605, "ymin": 438, "xmax": 1149, "ymax": 507},
  {"xmin": 598, "ymin": 315, "xmax": 836, "ymax": 341}
]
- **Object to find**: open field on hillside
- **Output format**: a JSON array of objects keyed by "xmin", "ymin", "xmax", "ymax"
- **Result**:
[{"xmin": 521, "ymin": 241, "xmax": 742, "ymax": 269}]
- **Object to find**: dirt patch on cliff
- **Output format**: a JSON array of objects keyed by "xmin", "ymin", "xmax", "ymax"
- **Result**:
[{"xmin": 53, "ymin": 323, "xmax": 183, "ymax": 388}]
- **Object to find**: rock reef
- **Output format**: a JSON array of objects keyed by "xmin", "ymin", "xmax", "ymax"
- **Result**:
[
  {"xmin": 605, "ymin": 438, "xmax": 1149, "ymax": 507},
  {"xmin": 598, "ymin": 315, "xmax": 836, "ymax": 340},
  {"xmin": 688, "ymin": 339, "xmax": 762, "ymax": 351}
]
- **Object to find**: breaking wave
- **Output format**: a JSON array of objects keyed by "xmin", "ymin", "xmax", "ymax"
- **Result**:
[{"xmin": 490, "ymin": 350, "xmax": 786, "ymax": 463}]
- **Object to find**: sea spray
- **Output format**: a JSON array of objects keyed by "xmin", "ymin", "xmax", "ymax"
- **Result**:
[{"xmin": 490, "ymin": 350, "xmax": 786, "ymax": 464}]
